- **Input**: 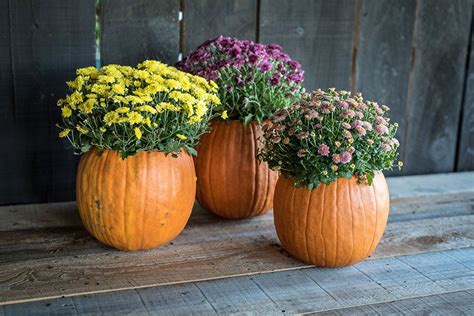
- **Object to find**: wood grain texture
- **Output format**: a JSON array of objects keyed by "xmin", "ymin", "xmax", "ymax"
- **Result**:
[
  {"xmin": 259, "ymin": 0, "xmax": 355, "ymax": 91},
  {"xmin": 403, "ymin": 0, "xmax": 472, "ymax": 174},
  {"xmin": 315, "ymin": 290, "xmax": 474, "ymax": 315},
  {"xmin": 100, "ymin": 0, "xmax": 180, "ymax": 66},
  {"xmin": 0, "ymin": 0, "xmax": 17, "ymax": 205},
  {"xmin": 183, "ymin": 0, "xmax": 257, "ymax": 54},
  {"xmin": 457, "ymin": 7, "xmax": 474, "ymax": 171},
  {"xmin": 1, "ymin": 0, "xmax": 96, "ymax": 205},
  {"xmin": 2, "ymin": 249, "xmax": 473, "ymax": 314},
  {"xmin": 0, "ymin": 177, "xmax": 473, "ymax": 304},
  {"xmin": 355, "ymin": 0, "xmax": 416, "ymax": 176}
]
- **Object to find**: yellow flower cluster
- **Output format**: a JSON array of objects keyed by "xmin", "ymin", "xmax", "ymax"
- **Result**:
[{"xmin": 57, "ymin": 60, "xmax": 221, "ymax": 142}]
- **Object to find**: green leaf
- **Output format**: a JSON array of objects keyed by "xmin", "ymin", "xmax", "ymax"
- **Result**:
[
  {"xmin": 80, "ymin": 143, "xmax": 91, "ymax": 153},
  {"xmin": 184, "ymin": 145, "xmax": 197, "ymax": 156},
  {"xmin": 243, "ymin": 114, "xmax": 253, "ymax": 126}
]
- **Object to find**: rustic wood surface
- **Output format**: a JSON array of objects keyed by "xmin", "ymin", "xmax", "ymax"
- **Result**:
[
  {"xmin": 183, "ymin": 0, "xmax": 257, "ymax": 54},
  {"xmin": 314, "ymin": 289, "xmax": 474, "ymax": 315},
  {"xmin": 259, "ymin": 0, "xmax": 355, "ymax": 91},
  {"xmin": 403, "ymin": 0, "xmax": 472, "ymax": 174},
  {"xmin": 100, "ymin": 0, "xmax": 180, "ymax": 66},
  {"xmin": 2, "ymin": 249, "xmax": 473, "ymax": 315},
  {"xmin": 0, "ymin": 172, "xmax": 473, "ymax": 309},
  {"xmin": 354, "ymin": 0, "xmax": 416, "ymax": 176}
]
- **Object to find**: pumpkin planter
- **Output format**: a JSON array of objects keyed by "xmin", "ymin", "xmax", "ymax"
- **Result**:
[
  {"xmin": 195, "ymin": 120, "xmax": 278, "ymax": 219},
  {"xmin": 178, "ymin": 36, "xmax": 304, "ymax": 219},
  {"xmin": 77, "ymin": 148, "xmax": 196, "ymax": 251},
  {"xmin": 259, "ymin": 89, "xmax": 402, "ymax": 267},
  {"xmin": 274, "ymin": 173, "xmax": 389, "ymax": 267},
  {"xmin": 57, "ymin": 61, "xmax": 221, "ymax": 251}
]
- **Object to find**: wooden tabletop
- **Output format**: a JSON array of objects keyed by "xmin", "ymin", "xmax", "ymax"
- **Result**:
[{"xmin": 1, "ymin": 172, "xmax": 473, "ymax": 315}]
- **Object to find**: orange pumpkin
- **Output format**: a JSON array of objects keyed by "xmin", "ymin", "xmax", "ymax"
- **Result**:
[
  {"xmin": 76, "ymin": 148, "xmax": 196, "ymax": 251},
  {"xmin": 273, "ymin": 173, "xmax": 389, "ymax": 267},
  {"xmin": 195, "ymin": 120, "xmax": 278, "ymax": 219}
]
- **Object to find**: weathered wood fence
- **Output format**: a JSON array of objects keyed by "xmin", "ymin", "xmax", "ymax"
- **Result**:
[{"xmin": 0, "ymin": 0, "xmax": 473, "ymax": 205}]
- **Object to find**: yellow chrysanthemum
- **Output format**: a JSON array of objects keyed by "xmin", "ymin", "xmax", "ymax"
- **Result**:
[
  {"xmin": 59, "ymin": 128, "xmax": 71, "ymax": 138},
  {"xmin": 76, "ymin": 125, "xmax": 89, "ymax": 135},
  {"xmin": 166, "ymin": 79, "xmax": 181, "ymax": 89},
  {"xmin": 176, "ymin": 134, "xmax": 187, "ymax": 140},
  {"xmin": 221, "ymin": 110, "xmax": 228, "ymax": 120},
  {"xmin": 66, "ymin": 91, "xmax": 84, "ymax": 107},
  {"xmin": 127, "ymin": 111, "xmax": 144, "ymax": 125},
  {"xmin": 115, "ymin": 107, "xmax": 130, "ymax": 113},
  {"xmin": 126, "ymin": 95, "xmax": 146, "ymax": 105},
  {"xmin": 145, "ymin": 117, "xmax": 152, "ymax": 128},
  {"xmin": 112, "ymin": 84, "xmax": 125, "ymax": 95},
  {"xmin": 76, "ymin": 66, "xmax": 99, "ymax": 79},
  {"xmin": 91, "ymin": 84, "xmax": 110, "ymax": 96},
  {"xmin": 134, "ymin": 127, "xmax": 142, "ymax": 140},
  {"xmin": 61, "ymin": 106, "xmax": 72, "ymax": 118},
  {"xmin": 207, "ymin": 94, "xmax": 221, "ymax": 105},
  {"xmin": 67, "ymin": 75, "xmax": 85, "ymax": 90},
  {"xmin": 194, "ymin": 100, "xmax": 208, "ymax": 117},
  {"xmin": 134, "ymin": 70, "xmax": 150, "ymax": 80},
  {"xmin": 104, "ymin": 111, "xmax": 120, "ymax": 125},
  {"xmin": 156, "ymin": 102, "xmax": 180, "ymax": 113},
  {"xmin": 134, "ymin": 105, "xmax": 157, "ymax": 114},
  {"xmin": 78, "ymin": 98, "xmax": 97, "ymax": 114}
]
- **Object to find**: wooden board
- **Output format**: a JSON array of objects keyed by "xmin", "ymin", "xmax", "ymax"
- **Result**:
[
  {"xmin": 1, "ymin": 0, "xmax": 96, "ymax": 205},
  {"xmin": 3, "ymin": 249, "xmax": 473, "ymax": 314},
  {"xmin": 183, "ymin": 0, "xmax": 257, "ymax": 54},
  {"xmin": 315, "ymin": 290, "xmax": 474, "ymax": 315},
  {"xmin": 0, "ymin": 173, "xmax": 473, "ymax": 304},
  {"xmin": 354, "ymin": 0, "xmax": 416, "ymax": 176},
  {"xmin": 403, "ymin": 0, "xmax": 472, "ymax": 174},
  {"xmin": 457, "ymin": 11, "xmax": 474, "ymax": 171},
  {"xmin": 0, "ymin": 0, "xmax": 17, "ymax": 205},
  {"xmin": 100, "ymin": 0, "xmax": 180, "ymax": 66},
  {"xmin": 259, "ymin": 0, "xmax": 355, "ymax": 91}
]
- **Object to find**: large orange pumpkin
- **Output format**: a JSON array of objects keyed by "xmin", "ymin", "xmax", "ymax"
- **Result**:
[
  {"xmin": 195, "ymin": 120, "xmax": 278, "ymax": 219},
  {"xmin": 273, "ymin": 173, "xmax": 389, "ymax": 267},
  {"xmin": 76, "ymin": 148, "xmax": 196, "ymax": 251}
]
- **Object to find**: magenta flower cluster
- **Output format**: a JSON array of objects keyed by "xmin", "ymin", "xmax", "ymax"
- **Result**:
[{"xmin": 177, "ymin": 36, "xmax": 304, "ymax": 88}]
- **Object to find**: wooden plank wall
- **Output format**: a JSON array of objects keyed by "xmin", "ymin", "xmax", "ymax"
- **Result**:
[
  {"xmin": 0, "ymin": 0, "xmax": 473, "ymax": 205},
  {"xmin": 0, "ymin": 0, "xmax": 96, "ymax": 205}
]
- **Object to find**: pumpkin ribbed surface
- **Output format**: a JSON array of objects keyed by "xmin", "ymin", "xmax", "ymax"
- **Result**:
[
  {"xmin": 195, "ymin": 120, "xmax": 278, "ymax": 219},
  {"xmin": 273, "ymin": 173, "xmax": 389, "ymax": 267},
  {"xmin": 76, "ymin": 148, "xmax": 196, "ymax": 251}
]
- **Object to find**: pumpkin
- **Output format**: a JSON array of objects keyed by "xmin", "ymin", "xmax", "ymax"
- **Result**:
[
  {"xmin": 76, "ymin": 148, "xmax": 196, "ymax": 251},
  {"xmin": 195, "ymin": 120, "xmax": 278, "ymax": 219},
  {"xmin": 273, "ymin": 173, "xmax": 389, "ymax": 267}
]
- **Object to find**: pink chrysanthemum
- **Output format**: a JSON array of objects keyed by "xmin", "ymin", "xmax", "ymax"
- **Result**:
[
  {"xmin": 318, "ymin": 143, "xmax": 330, "ymax": 156},
  {"xmin": 340, "ymin": 151, "xmax": 352, "ymax": 164}
]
